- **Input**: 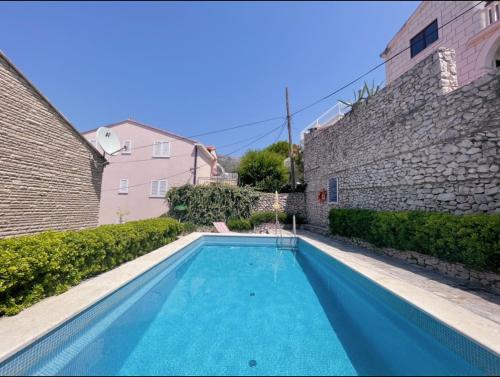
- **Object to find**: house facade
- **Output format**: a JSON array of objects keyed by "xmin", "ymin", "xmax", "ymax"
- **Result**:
[
  {"xmin": 0, "ymin": 51, "xmax": 106, "ymax": 237},
  {"xmin": 82, "ymin": 120, "xmax": 219, "ymax": 224},
  {"xmin": 381, "ymin": 1, "xmax": 500, "ymax": 86}
]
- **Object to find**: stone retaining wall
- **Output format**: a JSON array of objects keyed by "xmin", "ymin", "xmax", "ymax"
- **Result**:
[
  {"xmin": 329, "ymin": 234, "xmax": 500, "ymax": 294},
  {"xmin": 304, "ymin": 48, "xmax": 500, "ymax": 226},
  {"xmin": 254, "ymin": 192, "xmax": 306, "ymax": 217}
]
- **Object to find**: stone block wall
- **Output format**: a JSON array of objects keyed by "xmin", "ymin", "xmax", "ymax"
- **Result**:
[
  {"xmin": 304, "ymin": 48, "xmax": 500, "ymax": 226},
  {"xmin": 0, "ymin": 53, "xmax": 105, "ymax": 237},
  {"xmin": 254, "ymin": 192, "xmax": 306, "ymax": 217}
]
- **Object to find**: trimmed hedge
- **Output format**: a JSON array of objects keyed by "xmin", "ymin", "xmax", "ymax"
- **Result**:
[
  {"xmin": 249, "ymin": 211, "xmax": 287, "ymax": 226},
  {"xmin": 0, "ymin": 218, "xmax": 183, "ymax": 316},
  {"xmin": 329, "ymin": 209, "xmax": 500, "ymax": 272},
  {"xmin": 227, "ymin": 218, "xmax": 253, "ymax": 231}
]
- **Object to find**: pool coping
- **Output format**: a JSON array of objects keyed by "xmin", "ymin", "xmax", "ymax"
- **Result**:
[{"xmin": 0, "ymin": 232, "xmax": 498, "ymax": 365}]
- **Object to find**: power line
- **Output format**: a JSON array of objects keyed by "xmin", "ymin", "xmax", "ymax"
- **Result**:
[
  {"xmin": 105, "ymin": 116, "xmax": 285, "ymax": 153},
  {"xmin": 107, "ymin": 119, "xmax": 285, "ymax": 165},
  {"xmin": 291, "ymin": 1, "xmax": 484, "ymax": 117},
  {"xmin": 101, "ymin": 122, "xmax": 284, "ymax": 192}
]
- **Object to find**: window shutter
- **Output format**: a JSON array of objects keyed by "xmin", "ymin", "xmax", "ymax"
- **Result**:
[
  {"xmin": 159, "ymin": 180, "xmax": 168, "ymax": 197},
  {"xmin": 328, "ymin": 178, "xmax": 338, "ymax": 204},
  {"xmin": 119, "ymin": 179, "xmax": 129, "ymax": 194},
  {"xmin": 153, "ymin": 142, "xmax": 161, "ymax": 157},
  {"xmin": 151, "ymin": 180, "xmax": 159, "ymax": 196},
  {"xmin": 162, "ymin": 142, "xmax": 170, "ymax": 157}
]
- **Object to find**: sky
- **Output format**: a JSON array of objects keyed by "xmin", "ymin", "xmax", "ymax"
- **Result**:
[{"xmin": 0, "ymin": 1, "xmax": 419, "ymax": 156}]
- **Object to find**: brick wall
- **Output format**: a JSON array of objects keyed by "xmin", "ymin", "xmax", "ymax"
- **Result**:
[
  {"xmin": 304, "ymin": 48, "xmax": 500, "ymax": 226},
  {"xmin": 0, "ymin": 53, "xmax": 105, "ymax": 237}
]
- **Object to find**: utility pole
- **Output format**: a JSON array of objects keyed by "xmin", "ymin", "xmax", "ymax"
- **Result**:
[{"xmin": 285, "ymin": 87, "xmax": 296, "ymax": 190}]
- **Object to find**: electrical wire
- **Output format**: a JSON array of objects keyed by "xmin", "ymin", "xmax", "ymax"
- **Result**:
[
  {"xmin": 291, "ymin": 1, "xmax": 484, "ymax": 117},
  {"xmin": 101, "ymin": 122, "xmax": 285, "ymax": 192}
]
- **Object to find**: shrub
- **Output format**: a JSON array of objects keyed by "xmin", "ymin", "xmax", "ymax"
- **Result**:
[
  {"xmin": 249, "ymin": 211, "xmax": 287, "ymax": 226},
  {"xmin": 329, "ymin": 209, "xmax": 500, "ymax": 272},
  {"xmin": 181, "ymin": 222, "xmax": 198, "ymax": 234},
  {"xmin": 285, "ymin": 213, "xmax": 306, "ymax": 225},
  {"xmin": 166, "ymin": 184, "xmax": 259, "ymax": 225},
  {"xmin": 0, "ymin": 218, "xmax": 183, "ymax": 316},
  {"xmin": 237, "ymin": 150, "xmax": 288, "ymax": 192},
  {"xmin": 227, "ymin": 218, "xmax": 253, "ymax": 231}
]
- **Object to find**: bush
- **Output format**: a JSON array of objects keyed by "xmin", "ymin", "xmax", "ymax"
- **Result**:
[
  {"xmin": 166, "ymin": 184, "xmax": 259, "ymax": 225},
  {"xmin": 285, "ymin": 213, "xmax": 306, "ymax": 225},
  {"xmin": 227, "ymin": 218, "xmax": 253, "ymax": 231},
  {"xmin": 249, "ymin": 211, "xmax": 287, "ymax": 226},
  {"xmin": 181, "ymin": 222, "xmax": 198, "ymax": 234},
  {"xmin": 329, "ymin": 209, "xmax": 500, "ymax": 272},
  {"xmin": 238, "ymin": 150, "xmax": 288, "ymax": 192},
  {"xmin": 0, "ymin": 218, "xmax": 183, "ymax": 316}
]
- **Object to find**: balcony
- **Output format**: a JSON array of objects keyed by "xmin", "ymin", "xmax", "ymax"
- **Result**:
[{"xmin": 197, "ymin": 173, "xmax": 238, "ymax": 186}]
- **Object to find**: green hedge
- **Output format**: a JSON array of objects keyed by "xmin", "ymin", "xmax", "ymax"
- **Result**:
[
  {"xmin": 249, "ymin": 211, "xmax": 287, "ymax": 226},
  {"xmin": 0, "ymin": 218, "xmax": 183, "ymax": 316},
  {"xmin": 329, "ymin": 209, "xmax": 500, "ymax": 272},
  {"xmin": 227, "ymin": 218, "xmax": 253, "ymax": 231},
  {"xmin": 166, "ymin": 184, "xmax": 259, "ymax": 225}
]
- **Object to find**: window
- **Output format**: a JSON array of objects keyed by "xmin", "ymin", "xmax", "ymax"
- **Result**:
[
  {"xmin": 328, "ymin": 177, "xmax": 339, "ymax": 204},
  {"xmin": 122, "ymin": 140, "xmax": 132, "ymax": 154},
  {"xmin": 151, "ymin": 179, "xmax": 168, "ymax": 198},
  {"xmin": 486, "ymin": 2, "xmax": 499, "ymax": 25},
  {"xmin": 119, "ymin": 179, "xmax": 129, "ymax": 194},
  {"xmin": 410, "ymin": 19, "xmax": 438, "ymax": 58},
  {"xmin": 153, "ymin": 141, "xmax": 170, "ymax": 158}
]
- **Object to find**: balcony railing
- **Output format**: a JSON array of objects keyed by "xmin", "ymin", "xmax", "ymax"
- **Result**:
[{"xmin": 197, "ymin": 173, "xmax": 238, "ymax": 186}]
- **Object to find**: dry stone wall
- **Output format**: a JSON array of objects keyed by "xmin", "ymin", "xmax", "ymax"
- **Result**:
[
  {"xmin": 304, "ymin": 48, "xmax": 500, "ymax": 226},
  {"xmin": 254, "ymin": 192, "xmax": 306, "ymax": 217}
]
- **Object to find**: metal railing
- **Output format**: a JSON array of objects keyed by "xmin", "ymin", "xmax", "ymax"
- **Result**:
[
  {"xmin": 197, "ymin": 173, "xmax": 238, "ymax": 186},
  {"xmin": 300, "ymin": 102, "xmax": 349, "ymax": 143}
]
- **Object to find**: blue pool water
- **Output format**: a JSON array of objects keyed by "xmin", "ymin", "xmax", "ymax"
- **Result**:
[{"xmin": 0, "ymin": 236, "xmax": 498, "ymax": 376}]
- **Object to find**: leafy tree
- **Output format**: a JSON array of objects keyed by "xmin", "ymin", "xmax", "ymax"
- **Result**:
[
  {"xmin": 264, "ymin": 141, "xmax": 304, "ymax": 185},
  {"xmin": 264, "ymin": 141, "xmax": 290, "ymax": 159},
  {"xmin": 237, "ymin": 150, "xmax": 288, "ymax": 192}
]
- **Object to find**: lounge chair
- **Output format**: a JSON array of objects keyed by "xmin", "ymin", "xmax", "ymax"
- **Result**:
[{"xmin": 213, "ymin": 222, "xmax": 230, "ymax": 233}]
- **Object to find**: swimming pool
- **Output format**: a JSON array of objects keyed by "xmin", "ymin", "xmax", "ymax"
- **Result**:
[{"xmin": 0, "ymin": 235, "xmax": 498, "ymax": 375}]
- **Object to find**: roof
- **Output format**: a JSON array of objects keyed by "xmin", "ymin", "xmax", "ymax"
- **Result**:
[
  {"xmin": 0, "ymin": 50, "xmax": 106, "ymax": 162},
  {"xmin": 83, "ymin": 119, "xmax": 200, "ymax": 145}
]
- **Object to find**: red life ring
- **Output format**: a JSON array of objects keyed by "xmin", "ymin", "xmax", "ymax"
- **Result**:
[{"xmin": 317, "ymin": 189, "xmax": 327, "ymax": 203}]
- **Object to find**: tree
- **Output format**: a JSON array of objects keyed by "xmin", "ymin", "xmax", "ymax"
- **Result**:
[
  {"xmin": 237, "ymin": 150, "xmax": 288, "ymax": 192},
  {"xmin": 265, "ymin": 141, "xmax": 304, "ymax": 183},
  {"xmin": 264, "ymin": 141, "xmax": 289, "ymax": 159}
]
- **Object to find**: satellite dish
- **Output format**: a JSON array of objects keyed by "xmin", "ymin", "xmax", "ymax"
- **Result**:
[{"xmin": 96, "ymin": 127, "xmax": 122, "ymax": 155}]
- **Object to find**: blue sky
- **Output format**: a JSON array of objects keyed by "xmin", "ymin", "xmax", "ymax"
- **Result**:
[{"xmin": 0, "ymin": 1, "xmax": 418, "ymax": 156}]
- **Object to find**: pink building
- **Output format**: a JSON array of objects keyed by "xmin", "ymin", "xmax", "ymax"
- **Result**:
[
  {"xmin": 83, "ymin": 120, "xmax": 219, "ymax": 224},
  {"xmin": 381, "ymin": 1, "xmax": 500, "ymax": 86}
]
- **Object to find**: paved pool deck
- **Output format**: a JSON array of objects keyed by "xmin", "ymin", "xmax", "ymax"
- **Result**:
[
  {"xmin": 298, "ymin": 230, "xmax": 500, "ymax": 326},
  {"xmin": 0, "ymin": 231, "xmax": 498, "ymax": 366}
]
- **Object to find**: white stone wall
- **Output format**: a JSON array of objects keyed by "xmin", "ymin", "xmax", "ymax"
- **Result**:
[{"xmin": 304, "ymin": 48, "xmax": 499, "ymax": 226}]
